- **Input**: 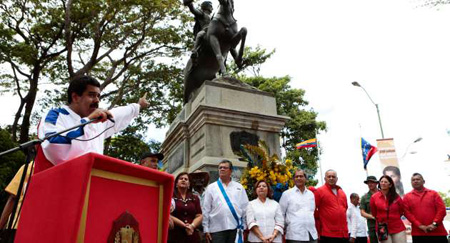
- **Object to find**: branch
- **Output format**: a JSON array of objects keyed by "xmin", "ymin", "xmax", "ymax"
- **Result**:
[
  {"xmin": 108, "ymin": 74, "xmax": 130, "ymax": 110},
  {"xmin": 7, "ymin": 60, "xmax": 31, "ymax": 79},
  {"xmin": 10, "ymin": 63, "xmax": 24, "ymax": 100},
  {"xmin": 40, "ymin": 48, "xmax": 67, "ymax": 68},
  {"xmin": 65, "ymin": 0, "xmax": 74, "ymax": 77},
  {"xmin": 78, "ymin": 51, "xmax": 86, "ymax": 66}
]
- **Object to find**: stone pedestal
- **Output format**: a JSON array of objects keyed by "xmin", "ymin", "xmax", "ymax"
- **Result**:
[{"xmin": 161, "ymin": 78, "xmax": 289, "ymax": 181}]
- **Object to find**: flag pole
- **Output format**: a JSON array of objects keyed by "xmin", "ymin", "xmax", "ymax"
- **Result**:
[{"xmin": 316, "ymin": 131, "xmax": 324, "ymax": 186}]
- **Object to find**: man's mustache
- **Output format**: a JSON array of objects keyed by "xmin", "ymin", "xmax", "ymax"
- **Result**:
[{"xmin": 90, "ymin": 103, "xmax": 99, "ymax": 109}]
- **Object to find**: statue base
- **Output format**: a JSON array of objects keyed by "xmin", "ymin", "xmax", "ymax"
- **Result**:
[{"xmin": 161, "ymin": 77, "xmax": 289, "ymax": 181}]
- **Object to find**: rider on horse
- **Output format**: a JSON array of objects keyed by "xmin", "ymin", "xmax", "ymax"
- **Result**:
[{"xmin": 184, "ymin": 0, "xmax": 213, "ymax": 59}]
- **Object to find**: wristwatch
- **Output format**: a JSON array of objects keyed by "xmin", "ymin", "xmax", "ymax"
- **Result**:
[{"xmin": 432, "ymin": 222, "xmax": 438, "ymax": 227}]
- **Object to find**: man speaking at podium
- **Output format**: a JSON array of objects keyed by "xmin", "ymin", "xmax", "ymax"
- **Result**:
[{"xmin": 36, "ymin": 75, "xmax": 150, "ymax": 171}]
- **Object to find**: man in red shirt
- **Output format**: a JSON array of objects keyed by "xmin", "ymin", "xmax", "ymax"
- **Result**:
[
  {"xmin": 314, "ymin": 169, "xmax": 348, "ymax": 243},
  {"xmin": 403, "ymin": 173, "xmax": 447, "ymax": 243}
]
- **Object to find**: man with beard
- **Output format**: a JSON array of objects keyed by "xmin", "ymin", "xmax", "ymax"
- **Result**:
[{"xmin": 37, "ymin": 75, "xmax": 150, "ymax": 168}]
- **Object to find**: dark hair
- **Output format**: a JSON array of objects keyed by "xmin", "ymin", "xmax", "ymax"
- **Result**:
[
  {"xmin": 350, "ymin": 193, "xmax": 359, "ymax": 200},
  {"xmin": 201, "ymin": 1, "xmax": 212, "ymax": 10},
  {"xmin": 412, "ymin": 172, "xmax": 424, "ymax": 180},
  {"xmin": 67, "ymin": 75, "xmax": 101, "ymax": 104},
  {"xmin": 294, "ymin": 169, "xmax": 307, "ymax": 180},
  {"xmin": 253, "ymin": 180, "xmax": 273, "ymax": 199},
  {"xmin": 219, "ymin": 159, "xmax": 233, "ymax": 170},
  {"xmin": 383, "ymin": 166, "xmax": 404, "ymax": 196},
  {"xmin": 383, "ymin": 166, "xmax": 401, "ymax": 178},
  {"xmin": 173, "ymin": 172, "xmax": 193, "ymax": 198},
  {"xmin": 378, "ymin": 175, "xmax": 399, "ymax": 205}
]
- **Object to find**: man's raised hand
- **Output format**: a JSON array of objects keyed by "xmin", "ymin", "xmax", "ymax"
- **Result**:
[{"xmin": 138, "ymin": 92, "xmax": 150, "ymax": 109}]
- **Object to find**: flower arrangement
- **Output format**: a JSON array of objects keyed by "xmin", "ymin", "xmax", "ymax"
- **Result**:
[{"xmin": 239, "ymin": 141, "xmax": 296, "ymax": 201}]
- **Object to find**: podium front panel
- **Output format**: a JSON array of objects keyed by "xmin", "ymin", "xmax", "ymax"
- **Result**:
[
  {"xmin": 15, "ymin": 153, "xmax": 174, "ymax": 243},
  {"xmin": 77, "ymin": 169, "xmax": 163, "ymax": 242}
]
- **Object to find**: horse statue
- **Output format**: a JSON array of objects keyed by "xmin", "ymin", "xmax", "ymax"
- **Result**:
[{"xmin": 183, "ymin": 0, "xmax": 247, "ymax": 103}]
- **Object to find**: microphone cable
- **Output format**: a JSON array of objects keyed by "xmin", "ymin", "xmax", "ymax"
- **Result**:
[{"xmin": 61, "ymin": 117, "xmax": 116, "ymax": 142}]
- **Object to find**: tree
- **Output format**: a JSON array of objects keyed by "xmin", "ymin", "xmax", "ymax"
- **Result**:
[
  {"xmin": 0, "ymin": 0, "xmax": 190, "ymax": 143},
  {"xmin": 231, "ymin": 47, "xmax": 327, "ymax": 186},
  {"xmin": 0, "ymin": 127, "xmax": 25, "ymax": 209},
  {"xmin": 104, "ymin": 125, "xmax": 161, "ymax": 163},
  {"xmin": 438, "ymin": 190, "xmax": 450, "ymax": 207},
  {"xmin": 421, "ymin": 0, "xmax": 450, "ymax": 7},
  {"xmin": 0, "ymin": 0, "xmax": 67, "ymax": 143}
]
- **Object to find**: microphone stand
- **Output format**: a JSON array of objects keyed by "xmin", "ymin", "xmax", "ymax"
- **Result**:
[
  {"xmin": 0, "ymin": 118, "xmax": 98, "ymax": 243},
  {"xmin": 0, "ymin": 118, "xmax": 99, "ymax": 157}
]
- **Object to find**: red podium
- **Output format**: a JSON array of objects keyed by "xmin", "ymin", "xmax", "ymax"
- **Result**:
[{"xmin": 15, "ymin": 153, "xmax": 174, "ymax": 243}]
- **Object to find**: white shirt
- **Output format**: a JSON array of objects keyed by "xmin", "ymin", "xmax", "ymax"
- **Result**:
[
  {"xmin": 202, "ymin": 179, "xmax": 249, "ymax": 233},
  {"xmin": 246, "ymin": 198, "xmax": 284, "ymax": 242},
  {"xmin": 347, "ymin": 204, "xmax": 368, "ymax": 238},
  {"xmin": 38, "ymin": 104, "xmax": 140, "ymax": 165},
  {"xmin": 279, "ymin": 186, "xmax": 318, "ymax": 241}
]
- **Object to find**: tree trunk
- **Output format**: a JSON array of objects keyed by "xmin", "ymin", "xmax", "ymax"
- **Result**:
[
  {"xmin": 19, "ymin": 69, "xmax": 40, "ymax": 143},
  {"xmin": 11, "ymin": 99, "xmax": 26, "ymax": 142}
]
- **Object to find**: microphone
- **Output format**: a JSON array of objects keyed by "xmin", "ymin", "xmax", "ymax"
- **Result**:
[
  {"xmin": 93, "ymin": 114, "xmax": 115, "ymax": 123},
  {"xmin": 107, "ymin": 114, "xmax": 115, "ymax": 123}
]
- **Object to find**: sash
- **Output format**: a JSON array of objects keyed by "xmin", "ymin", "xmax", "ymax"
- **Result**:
[{"xmin": 217, "ymin": 180, "xmax": 244, "ymax": 243}]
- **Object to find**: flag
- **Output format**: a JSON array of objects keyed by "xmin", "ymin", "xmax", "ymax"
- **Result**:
[
  {"xmin": 361, "ymin": 138, "xmax": 377, "ymax": 169},
  {"xmin": 296, "ymin": 138, "xmax": 317, "ymax": 149}
]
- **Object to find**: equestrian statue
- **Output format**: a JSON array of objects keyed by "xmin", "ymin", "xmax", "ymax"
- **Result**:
[{"xmin": 183, "ymin": 0, "xmax": 247, "ymax": 103}]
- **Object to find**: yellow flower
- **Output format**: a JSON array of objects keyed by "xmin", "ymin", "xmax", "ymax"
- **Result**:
[{"xmin": 286, "ymin": 159, "xmax": 292, "ymax": 166}]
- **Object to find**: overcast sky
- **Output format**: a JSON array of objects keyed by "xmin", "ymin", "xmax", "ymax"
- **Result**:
[
  {"xmin": 233, "ymin": 0, "xmax": 450, "ymax": 195},
  {"xmin": 1, "ymin": 0, "xmax": 449, "ymax": 196}
]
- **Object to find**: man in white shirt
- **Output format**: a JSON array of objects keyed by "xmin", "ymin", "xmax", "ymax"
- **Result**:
[
  {"xmin": 202, "ymin": 160, "xmax": 249, "ymax": 243},
  {"xmin": 37, "ymin": 75, "xmax": 150, "ymax": 167},
  {"xmin": 279, "ymin": 169, "xmax": 318, "ymax": 243},
  {"xmin": 346, "ymin": 193, "xmax": 368, "ymax": 243}
]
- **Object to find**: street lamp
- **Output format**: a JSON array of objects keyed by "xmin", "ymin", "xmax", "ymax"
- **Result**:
[
  {"xmin": 352, "ymin": 81, "xmax": 385, "ymax": 139},
  {"xmin": 400, "ymin": 137, "xmax": 423, "ymax": 160}
]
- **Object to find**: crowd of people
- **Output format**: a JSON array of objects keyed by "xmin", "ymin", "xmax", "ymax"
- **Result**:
[
  {"xmin": 165, "ymin": 162, "xmax": 448, "ymax": 243},
  {"xmin": 0, "ymin": 75, "xmax": 448, "ymax": 243}
]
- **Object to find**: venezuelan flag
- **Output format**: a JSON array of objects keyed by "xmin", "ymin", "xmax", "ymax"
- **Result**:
[
  {"xmin": 361, "ymin": 138, "xmax": 377, "ymax": 169},
  {"xmin": 296, "ymin": 138, "xmax": 317, "ymax": 149}
]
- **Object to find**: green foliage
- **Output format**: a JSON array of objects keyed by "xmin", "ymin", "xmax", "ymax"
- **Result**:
[
  {"xmin": 0, "ymin": 0, "xmax": 190, "ymax": 142},
  {"xmin": 104, "ymin": 126, "xmax": 161, "ymax": 164},
  {"xmin": 0, "ymin": 127, "xmax": 25, "ymax": 209},
  {"xmin": 420, "ymin": 0, "xmax": 450, "ymax": 8},
  {"xmin": 438, "ymin": 190, "xmax": 450, "ymax": 207},
  {"xmin": 229, "ymin": 46, "xmax": 275, "ymax": 76}
]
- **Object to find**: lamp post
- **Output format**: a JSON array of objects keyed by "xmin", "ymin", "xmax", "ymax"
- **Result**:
[
  {"xmin": 352, "ymin": 81, "xmax": 385, "ymax": 139},
  {"xmin": 400, "ymin": 137, "xmax": 422, "ymax": 160}
]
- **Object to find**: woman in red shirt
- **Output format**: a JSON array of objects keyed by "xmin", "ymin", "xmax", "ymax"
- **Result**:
[{"xmin": 370, "ymin": 175, "xmax": 406, "ymax": 243}]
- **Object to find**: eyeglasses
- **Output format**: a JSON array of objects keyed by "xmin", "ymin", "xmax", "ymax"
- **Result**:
[{"xmin": 218, "ymin": 166, "xmax": 230, "ymax": 170}]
